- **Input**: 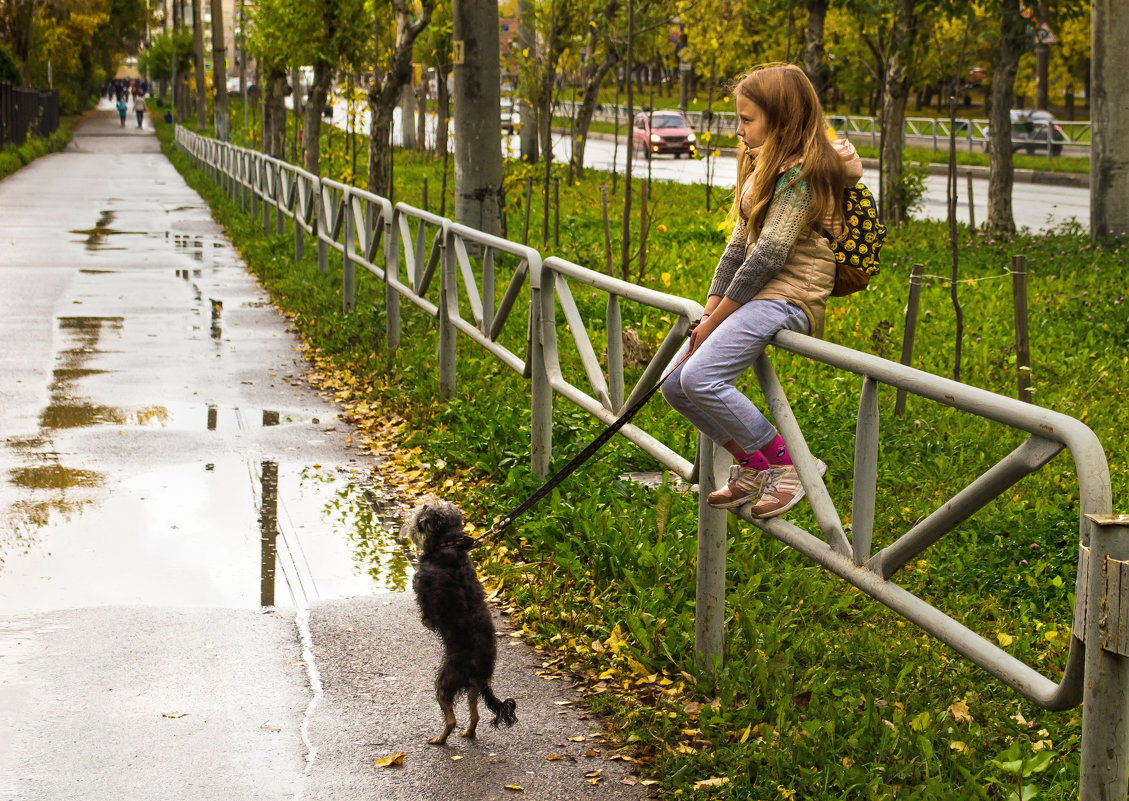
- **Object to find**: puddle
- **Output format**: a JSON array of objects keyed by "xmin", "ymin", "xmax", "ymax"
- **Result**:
[
  {"xmin": 0, "ymin": 459, "xmax": 409, "ymax": 609},
  {"xmin": 69, "ymin": 210, "xmax": 147, "ymax": 251}
]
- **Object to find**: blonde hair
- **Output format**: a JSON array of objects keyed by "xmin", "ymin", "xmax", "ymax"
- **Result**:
[{"xmin": 730, "ymin": 63, "xmax": 843, "ymax": 238}]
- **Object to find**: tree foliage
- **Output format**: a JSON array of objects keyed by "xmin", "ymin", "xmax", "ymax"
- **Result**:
[{"xmin": 0, "ymin": 0, "xmax": 152, "ymax": 112}]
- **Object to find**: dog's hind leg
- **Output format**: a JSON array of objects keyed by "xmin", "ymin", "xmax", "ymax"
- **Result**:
[
  {"xmin": 460, "ymin": 687, "xmax": 480, "ymax": 739},
  {"xmin": 428, "ymin": 687, "xmax": 458, "ymax": 745}
]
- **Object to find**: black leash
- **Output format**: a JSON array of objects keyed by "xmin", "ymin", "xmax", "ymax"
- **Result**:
[{"xmin": 474, "ymin": 323, "xmax": 697, "ymax": 546}]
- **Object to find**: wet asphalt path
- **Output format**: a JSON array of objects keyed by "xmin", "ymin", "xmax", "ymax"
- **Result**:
[{"xmin": 0, "ymin": 104, "xmax": 647, "ymax": 800}]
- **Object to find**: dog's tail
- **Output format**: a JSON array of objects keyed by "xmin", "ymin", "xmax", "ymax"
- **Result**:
[{"xmin": 481, "ymin": 686, "xmax": 518, "ymax": 728}]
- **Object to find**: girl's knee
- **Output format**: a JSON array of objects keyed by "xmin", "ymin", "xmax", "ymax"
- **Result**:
[{"xmin": 678, "ymin": 363, "xmax": 720, "ymax": 403}]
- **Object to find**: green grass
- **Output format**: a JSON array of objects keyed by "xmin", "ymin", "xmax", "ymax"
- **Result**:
[
  {"xmin": 0, "ymin": 118, "xmax": 74, "ymax": 181},
  {"xmin": 157, "ymin": 104, "xmax": 1128, "ymax": 800}
]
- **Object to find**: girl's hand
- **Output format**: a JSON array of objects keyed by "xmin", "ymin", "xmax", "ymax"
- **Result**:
[
  {"xmin": 688, "ymin": 314, "xmax": 719, "ymax": 354},
  {"xmin": 688, "ymin": 296, "xmax": 741, "ymax": 355}
]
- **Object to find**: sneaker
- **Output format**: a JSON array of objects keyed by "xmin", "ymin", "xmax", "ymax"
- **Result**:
[
  {"xmin": 707, "ymin": 465, "xmax": 768, "ymax": 509},
  {"xmin": 751, "ymin": 460, "xmax": 828, "ymax": 519}
]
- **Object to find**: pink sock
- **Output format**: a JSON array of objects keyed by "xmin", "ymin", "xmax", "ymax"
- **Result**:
[
  {"xmin": 736, "ymin": 450, "xmax": 771, "ymax": 470},
  {"xmin": 759, "ymin": 434, "xmax": 792, "ymax": 466}
]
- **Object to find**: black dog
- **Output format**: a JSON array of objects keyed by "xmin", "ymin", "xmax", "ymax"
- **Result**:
[{"xmin": 403, "ymin": 501, "xmax": 517, "ymax": 745}]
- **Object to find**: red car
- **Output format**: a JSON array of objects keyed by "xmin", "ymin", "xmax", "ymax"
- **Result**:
[{"xmin": 632, "ymin": 111, "xmax": 698, "ymax": 159}]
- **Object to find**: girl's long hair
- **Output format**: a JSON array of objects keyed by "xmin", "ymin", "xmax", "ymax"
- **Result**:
[{"xmin": 730, "ymin": 63, "xmax": 843, "ymax": 238}]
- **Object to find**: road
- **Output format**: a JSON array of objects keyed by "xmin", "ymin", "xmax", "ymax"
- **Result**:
[
  {"xmin": 334, "ymin": 104, "xmax": 1090, "ymax": 232},
  {"xmin": 524, "ymin": 133, "xmax": 1091, "ymax": 232},
  {"xmin": 0, "ymin": 102, "xmax": 646, "ymax": 801}
]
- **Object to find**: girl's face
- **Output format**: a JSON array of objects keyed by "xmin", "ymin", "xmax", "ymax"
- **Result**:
[{"xmin": 735, "ymin": 94, "xmax": 768, "ymax": 150}]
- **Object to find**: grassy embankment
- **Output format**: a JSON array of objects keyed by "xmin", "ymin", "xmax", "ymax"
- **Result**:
[
  {"xmin": 0, "ymin": 117, "xmax": 74, "ymax": 181},
  {"xmin": 158, "ymin": 102, "xmax": 1127, "ymax": 800}
]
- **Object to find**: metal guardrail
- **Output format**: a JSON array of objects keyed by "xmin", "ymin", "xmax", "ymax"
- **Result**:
[{"xmin": 174, "ymin": 125, "xmax": 1126, "ymax": 798}]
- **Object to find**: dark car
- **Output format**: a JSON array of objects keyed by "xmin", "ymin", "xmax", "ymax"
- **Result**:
[
  {"xmin": 632, "ymin": 111, "xmax": 698, "ymax": 159},
  {"xmin": 1010, "ymin": 109, "xmax": 1065, "ymax": 156}
]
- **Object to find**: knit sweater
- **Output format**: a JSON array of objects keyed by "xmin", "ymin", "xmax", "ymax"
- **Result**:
[{"xmin": 707, "ymin": 139, "xmax": 863, "ymax": 337}]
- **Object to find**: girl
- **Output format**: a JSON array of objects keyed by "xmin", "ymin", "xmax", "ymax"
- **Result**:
[{"xmin": 661, "ymin": 63, "xmax": 863, "ymax": 518}]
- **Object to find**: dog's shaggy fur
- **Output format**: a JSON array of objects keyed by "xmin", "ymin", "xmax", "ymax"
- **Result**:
[{"xmin": 403, "ymin": 500, "xmax": 517, "ymax": 745}]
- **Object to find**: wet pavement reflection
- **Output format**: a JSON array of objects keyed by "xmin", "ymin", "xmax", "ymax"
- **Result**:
[{"xmin": 1, "ymin": 205, "xmax": 409, "ymax": 611}]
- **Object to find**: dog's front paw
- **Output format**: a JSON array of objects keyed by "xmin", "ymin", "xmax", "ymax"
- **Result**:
[
  {"xmin": 460, "ymin": 725, "xmax": 478, "ymax": 739},
  {"xmin": 427, "ymin": 734, "xmax": 450, "ymax": 746}
]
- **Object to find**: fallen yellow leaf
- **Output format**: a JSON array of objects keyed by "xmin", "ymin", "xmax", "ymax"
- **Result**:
[
  {"xmin": 374, "ymin": 751, "xmax": 406, "ymax": 768},
  {"xmin": 950, "ymin": 741, "xmax": 971, "ymax": 755},
  {"xmin": 162, "ymin": 711, "xmax": 186, "ymax": 719},
  {"xmin": 949, "ymin": 699, "xmax": 973, "ymax": 724},
  {"xmin": 694, "ymin": 776, "xmax": 731, "ymax": 789},
  {"xmin": 503, "ymin": 785, "xmax": 524, "ymax": 792}
]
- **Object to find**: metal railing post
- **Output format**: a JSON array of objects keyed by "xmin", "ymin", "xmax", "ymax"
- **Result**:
[
  {"xmin": 695, "ymin": 437, "xmax": 729, "ymax": 673},
  {"xmin": 530, "ymin": 266, "xmax": 551, "ymax": 477},
  {"xmin": 1080, "ymin": 513, "xmax": 1129, "ymax": 800},
  {"xmin": 385, "ymin": 212, "xmax": 401, "ymax": 349},
  {"xmin": 294, "ymin": 182, "xmax": 305, "ymax": 261},
  {"xmin": 439, "ymin": 229, "xmax": 457, "ymax": 399},
  {"xmin": 250, "ymin": 158, "xmax": 258, "ymax": 218},
  {"xmin": 275, "ymin": 175, "xmax": 285, "ymax": 235},
  {"xmin": 262, "ymin": 163, "xmax": 271, "ymax": 234},
  {"xmin": 342, "ymin": 193, "xmax": 355, "ymax": 312}
]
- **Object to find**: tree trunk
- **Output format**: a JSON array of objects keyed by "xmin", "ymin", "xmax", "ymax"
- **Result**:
[
  {"xmin": 209, "ymin": 0, "xmax": 228, "ymax": 139},
  {"xmin": 303, "ymin": 60, "xmax": 334, "ymax": 175},
  {"xmin": 570, "ymin": 50, "xmax": 620, "ymax": 178},
  {"xmin": 263, "ymin": 64, "xmax": 287, "ymax": 158},
  {"xmin": 366, "ymin": 0, "xmax": 434, "ymax": 197},
  {"xmin": 986, "ymin": 0, "xmax": 1026, "ymax": 235},
  {"xmin": 191, "ymin": 0, "xmax": 207, "ymax": 128},
  {"xmin": 238, "ymin": 0, "xmax": 246, "ymax": 96},
  {"xmin": 1091, "ymin": 0, "xmax": 1129, "ymax": 237},
  {"xmin": 416, "ymin": 78, "xmax": 428, "ymax": 151},
  {"xmin": 436, "ymin": 67, "xmax": 451, "ymax": 160},
  {"xmin": 804, "ymin": 0, "xmax": 829, "ymax": 97},
  {"xmin": 569, "ymin": 0, "xmax": 621, "ymax": 178},
  {"xmin": 879, "ymin": 0, "xmax": 917, "ymax": 227},
  {"xmin": 451, "ymin": 0, "xmax": 505, "ymax": 233},
  {"xmin": 368, "ymin": 100, "xmax": 395, "ymax": 198},
  {"xmin": 517, "ymin": 0, "xmax": 538, "ymax": 162},
  {"xmin": 400, "ymin": 82, "xmax": 417, "ymax": 149}
]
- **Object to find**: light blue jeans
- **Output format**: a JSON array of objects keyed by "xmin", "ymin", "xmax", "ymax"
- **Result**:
[{"xmin": 661, "ymin": 299, "xmax": 809, "ymax": 452}]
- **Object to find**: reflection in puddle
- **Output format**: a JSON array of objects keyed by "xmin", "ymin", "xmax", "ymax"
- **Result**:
[
  {"xmin": 41, "ymin": 404, "xmax": 170, "ymax": 430},
  {"xmin": 0, "ymin": 458, "xmax": 409, "ymax": 609},
  {"xmin": 10, "ymin": 465, "xmax": 103, "ymax": 490},
  {"xmin": 70, "ymin": 211, "xmax": 147, "ymax": 252},
  {"xmin": 301, "ymin": 468, "xmax": 411, "ymax": 594}
]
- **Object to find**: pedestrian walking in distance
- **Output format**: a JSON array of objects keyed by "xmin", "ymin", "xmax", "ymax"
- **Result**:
[
  {"xmin": 660, "ymin": 62, "xmax": 862, "ymax": 518},
  {"xmin": 116, "ymin": 97, "xmax": 127, "ymax": 127},
  {"xmin": 134, "ymin": 94, "xmax": 145, "ymax": 129}
]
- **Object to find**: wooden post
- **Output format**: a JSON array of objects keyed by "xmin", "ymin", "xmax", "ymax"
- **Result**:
[
  {"xmin": 894, "ymin": 263, "xmax": 925, "ymax": 416},
  {"xmin": 966, "ymin": 171, "xmax": 976, "ymax": 230},
  {"xmin": 522, "ymin": 175, "xmax": 533, "ymax": 246},
  {"xmin": 601, "ymin": 184, "xmax": 613, "ymax": 276},
  {"xmin": 1012, "ymin": 254, "xmax": 1032, "ymax": 403}
]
